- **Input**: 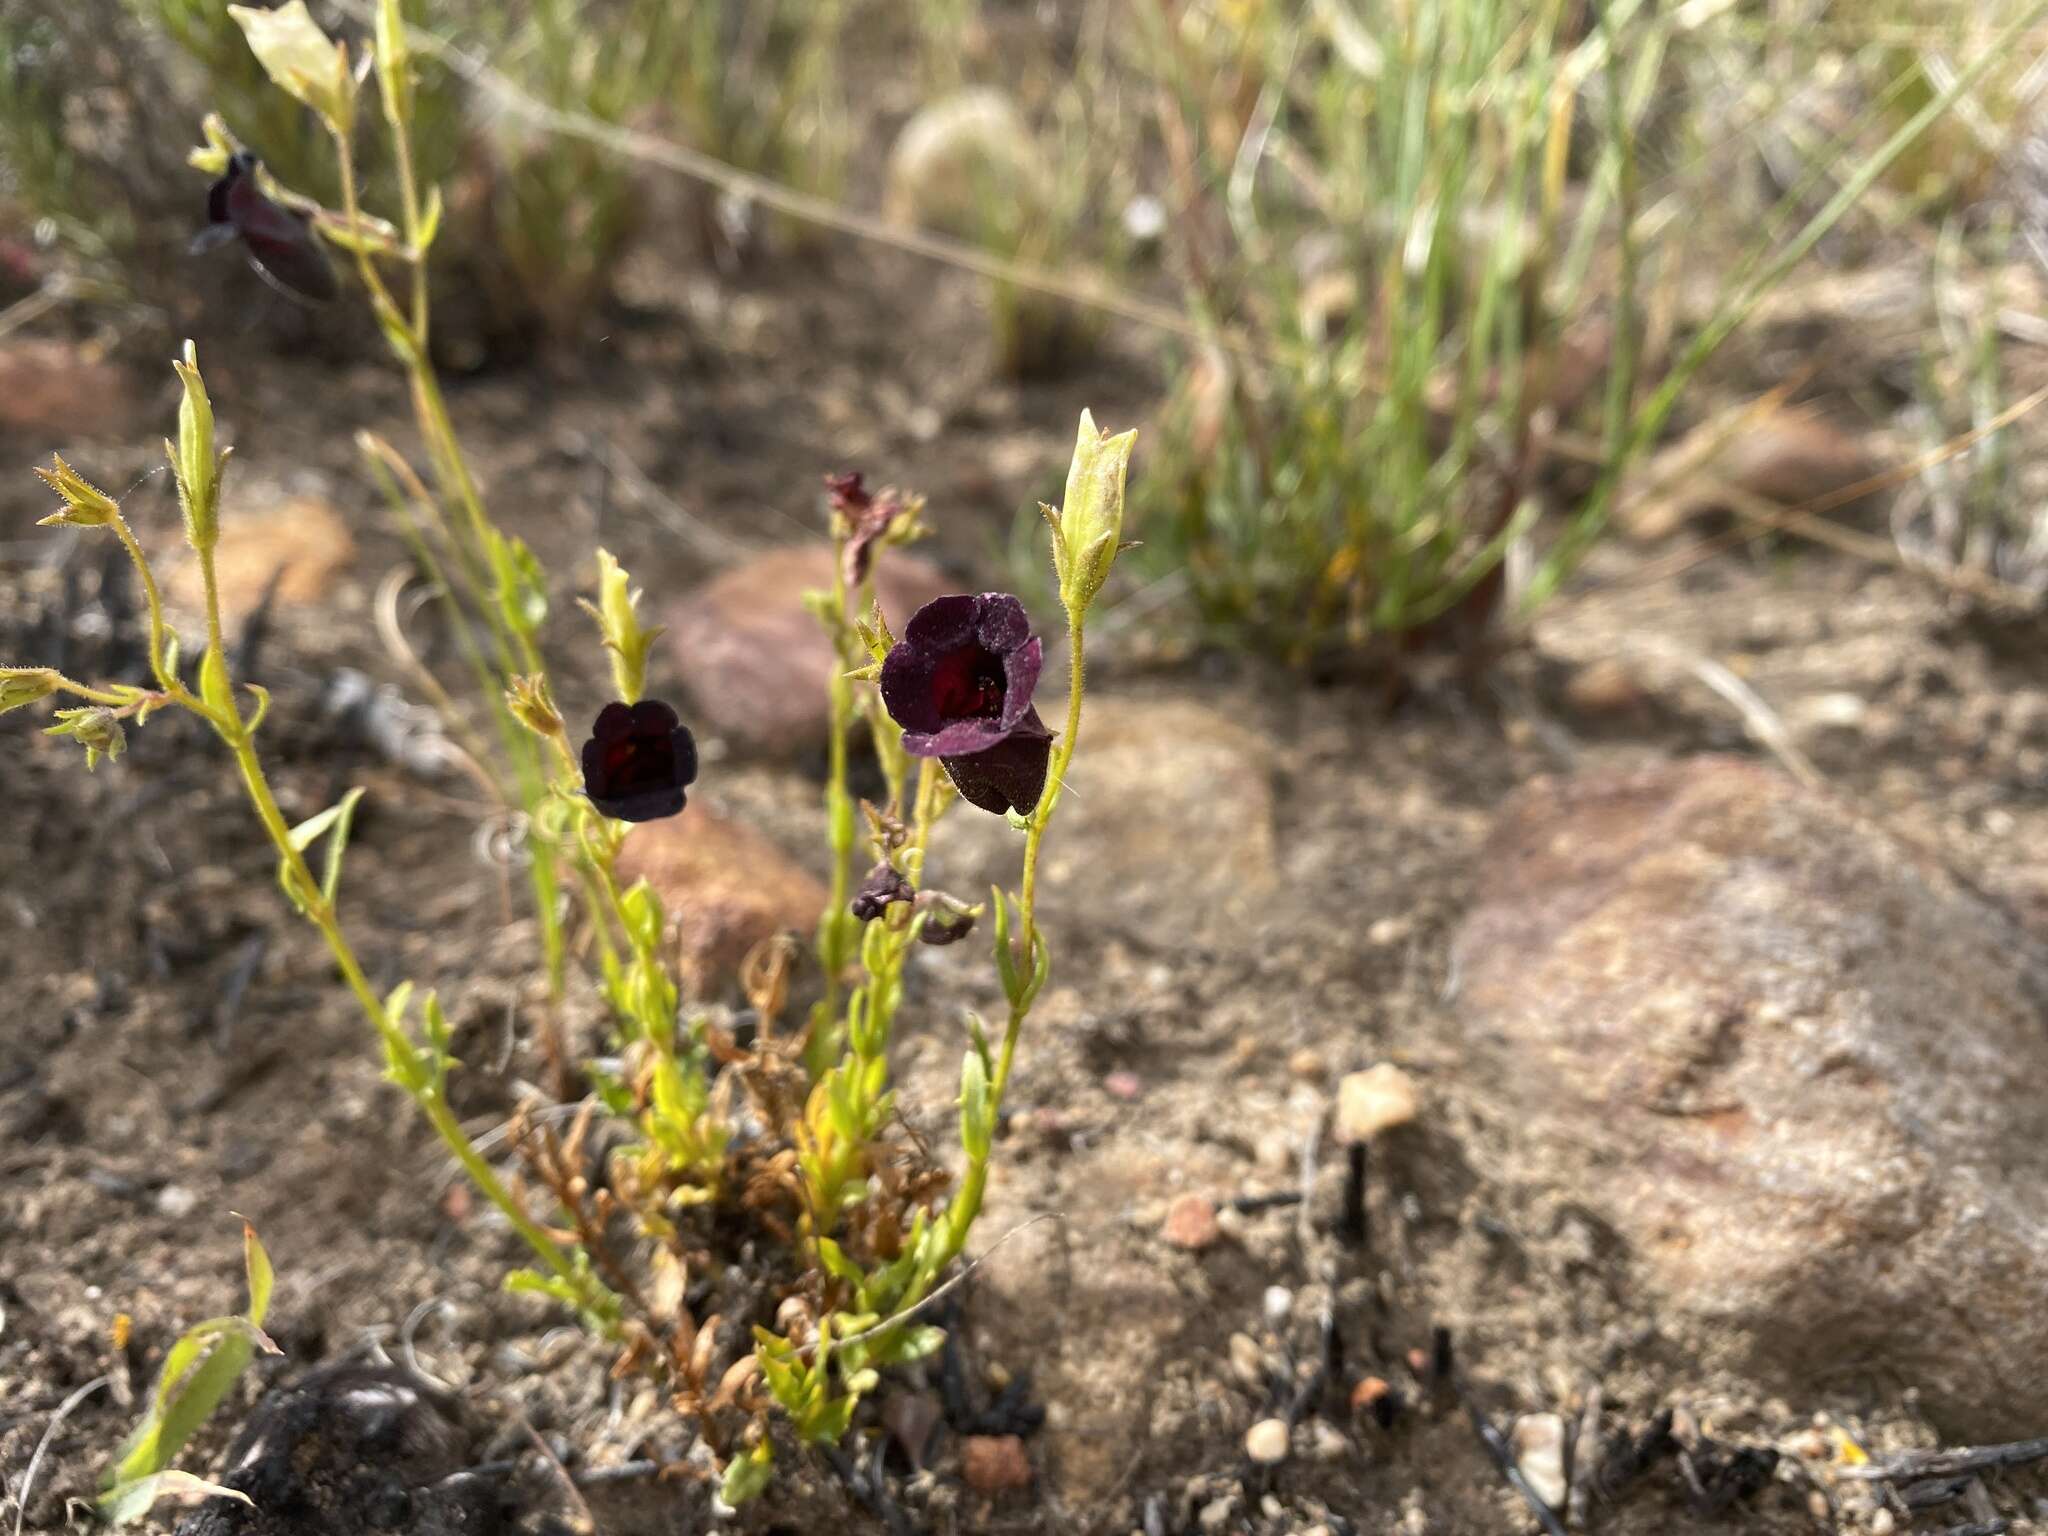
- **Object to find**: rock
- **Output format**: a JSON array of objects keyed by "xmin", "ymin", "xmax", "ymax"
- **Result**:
[
  {"xmin": 1287, "ymin": 1048, "xmax": 1326, "ymax": 1081},
  {"xmin": 1453, "ymin": 755, "xmax": 2048, "ymax": 1435},
  {"xmin": 664, "ymin": 545, "xmax": 952, "ymax": 759},
  {"xmin": 614, "ymin": 808, "xmax": 828, "ymax": 998},
  {"xmin": 961, "ymin": 1433, "xmax": 1032, "ymax": 1494},
  {"xmin": 1227, "ymin": 1331, "xmax": 1266, "ymax": 1392},
  {"xmin": 1262, "ymin": 1285, "xmax": 1293, "ymax": 1326},
  {"xmin": 155, "ymin": 1183, "xmax": 198, "ymax": 1219},
  {"xmin": 1563, "ymin": 657, "xmax": 1649, "ymax": 720},
  {"xmin": 1161, "ymin": 1192, "xmax": 1222, "ymax": 1252},
  {"xmin": 1335, "ymin": 1064, "xmax": 1419, "ymax": 1144},
  {"xmin": 883, "ymin": 1392, "xmax": 943, "ymax": 1470},
  {"xmin": 0, "ymin": 338, "xmax": 140, "ymax": 440},
  {"xmin": 1244, "ymin": 1418, "xmax": 1291, "ymax": 1466},
  {"xmin": 1619, "ymin": 411, "xmax": 1884, "ymax": 539},
  {"xmin": 174, "ymin": 1365, "xmax": 510, "ymax": 1536},
  {"xmin": 1103, "ymin": 1069, "xmax": 1143, "ymax": 1101},
  {"xmin": 944, "ymin": 696, "xmax": 1277, "ymax": 947},
  {"xmin": 1510, "ymin": 1413, "xmax": 1568, "ymax": 1510},
  {"xmin": 168, "ymin": 496, "xmax": 356, "ymax": 620},
  {"xmin": 883, "ymin": 90, "xmax": 1049, "ymax": 246}
]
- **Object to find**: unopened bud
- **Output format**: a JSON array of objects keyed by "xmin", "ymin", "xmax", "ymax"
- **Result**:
[
  {"xmin": 851, "ymin": 861, "xmax": 914, "ymax": 922},
  {"xmin": 1051, "ymin": 409, "xmax": 1137, "ymax": 617},
  {"xmin": 0, "ymin": 667, "xmax": 60, "ymax": 715}
]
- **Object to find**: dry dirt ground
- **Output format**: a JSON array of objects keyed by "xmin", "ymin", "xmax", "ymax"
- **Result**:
[{"xmin": 4, "ymin": 229, "xmax": 2048, "ymax": 1536}]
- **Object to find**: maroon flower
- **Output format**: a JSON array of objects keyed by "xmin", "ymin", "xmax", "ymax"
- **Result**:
[
  {"xmin": 580, "ymin": 700, "xmax": 699, "ymax": 822},
  {"xmin": 826, "ymin": 471, "xmax": 909, "ymax": 592},
  {"xmin": 879, "ymin": 593, "xmax": 1052, "ymax": 816},
  {"xmin": 193, "ymin": 151, "xmax": 339, "ymax": 305}
]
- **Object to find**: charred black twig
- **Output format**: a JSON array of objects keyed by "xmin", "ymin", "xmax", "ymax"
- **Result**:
[
  {"xmin": 1842, "ymin": 1437, "xmax": 2048, "ymax": 1485},
  {"xmin": 1678, "ymin": 1436, "xmax": 1778, "ymax": 1516},
  {"xmin": 1336, "ymin": 1141, "xmax": 1369, "ymax": 1246},
  {"xmin": 1902, "ymin": 1476, "xmax": 1975, "ymax": 1510},
  {"xmin": 821, "ymin": 1442, "xmax": 916, "ymax": 1536},
  {"xmin": 1442, "ymin": 1334, "xmax": 1569, "ymax": 1536},
  {"xmin": 1590, "ymin": 1407, "xmax": 1677, "ymax": 1504},
  {"xmin": 1230, "ymin": 1190, "xmax": 1304, "ymax": 1214}
]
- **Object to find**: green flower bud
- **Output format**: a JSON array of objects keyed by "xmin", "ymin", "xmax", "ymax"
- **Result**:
[
  {"xmin": 374, "ymin": 0, "xmax": 413, "ymax": 128},
  {"xmin": 1049, "ymin": 409, "xmax": 1137, "ymax": 618},
  {"xmin": 33, "ymin": 455, "xmax": 119, "ymax": 528},
  {"xmin": 47, "ymin": 706, "xmax": 127, "ymax": 771},
  {"xmin": 0, "ymin": 667, "xmax": 61, "ymax": 715},
  {"xmin": 578, "ymin": 549, "xmax": 662, "ymax": 705},
  {"xmin": 171, "ymin": 342, "xmax": 229, "ymax": 554}
]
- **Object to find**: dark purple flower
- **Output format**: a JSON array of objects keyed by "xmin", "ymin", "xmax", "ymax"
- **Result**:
[
  {"xmin": 879, "ymin": 593, "xmax": 1052, "ymax": 816},
  {"xmin": 851, "ymin": 861, "xmax": 914, "ymax": 922},
  {"xmin": 826, "ymin": 471, "xmax": 908, "ymax": 592},
  {"xmin": 580, "ymin": 700, "xmax": 699, "ymax": 822},
  {"xmin": 193, "ymin": 151, "xmax": 339, "ymax": 305},
  {"xmin": 913, "ymin": 890, "xmax": 977, "ymax": 946}
]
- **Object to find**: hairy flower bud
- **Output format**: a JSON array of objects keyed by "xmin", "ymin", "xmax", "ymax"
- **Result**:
[
  {"xmin": 1048, "ymin": 410, "xmax": 1137, "ymax": 618},
  {"xmin": 0, "ymin": 667, "xmax": 60, "ymax": 716}
]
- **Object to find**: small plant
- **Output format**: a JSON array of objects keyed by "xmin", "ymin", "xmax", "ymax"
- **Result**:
[
  {"xmin": 1128, "ymin": 0, "xmax": 2048, "ymax": 666},
  {"xmin": 98, "ymin": 1224, "xmax": 279, "ymax": 1526},
  {"xmin": 9, "ymin": 10, "xmax": 1137, "ymax": 1487},
  {"xmin": 1893, "ymin": 213, "xmax": 2048, "ymax": 610}
]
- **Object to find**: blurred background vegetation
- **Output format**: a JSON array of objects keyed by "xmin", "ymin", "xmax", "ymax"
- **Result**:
[{"xmin": 3, "ymin": 0, "xmax": 2044, "ymax": 664}]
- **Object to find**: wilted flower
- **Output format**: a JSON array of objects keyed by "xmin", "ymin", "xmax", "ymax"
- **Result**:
[
  {"xmin": 879, "ymin": 593, "xmax": 1052, "ymax": 816},
  {"xmin": 46, "ymin": 706, "xmax": 126, "ymax": 770},
  {"xmin": 826, "ymin": 472, "xmax": 912, "ymax": 593},
  {"xmin": 913, "ymin": 889, "xmax": 979, "ymax": 946},
  {"xmin": 850, "ymin": 860, "xmax": 914, "ymax": 922},
  {"xmin": 580, "ymin": 700, "xmax": 698, "ymax": 822},
  {"xmin": 195, "ymin": 151, "xmax": 339, "ymax": 305}
]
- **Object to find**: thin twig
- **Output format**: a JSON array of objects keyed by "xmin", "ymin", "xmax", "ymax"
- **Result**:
[
  {"xmin": 1841, "ymin": 1436, "xmax": 2048, "ymax": 1483},
  {"xmin": 11, "ymin": 1375, "xmax": 111, "ymax": 1536},
  {"xmin": 832, "ymin": 1213, "xmax": 1061, "ymax": 1350}
]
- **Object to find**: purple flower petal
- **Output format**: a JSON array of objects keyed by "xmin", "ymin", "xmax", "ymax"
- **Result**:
[
  {"xmin": 939, "ymin": 708, "xmax": 1053, "ymax": 815},
  {"xmin": 902, "ymin": 715, "xmax": 1017, "ymax": 757},
  {"xmin": 880, "ymin": 643, "xmax": 947, "ymax": 735},
  {"xmin": 998, "ymin": 633, "xmax": 1042, "ymax": 732},
  {"xmin": 902, "ymin": 594, "xmax": 981, "ymax": 650},
  {"xmin": 580, "ymin": 698, "xmax": 697, "ymax": 822}
]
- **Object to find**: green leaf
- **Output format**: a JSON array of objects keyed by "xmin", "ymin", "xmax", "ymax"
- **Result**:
[
  {"xmin": 958, "ymin": 1048, "xmax": 992, "ymax": 1160},
  {"xmin": 199, "ymin": 645, "xmax": 235, "ymax": 723},
  {"xmin": 414, "ymin": 185, "xmax": 444, "ymax": 255},
  {"xmin": 103, "ymin": 1314, "xmax": 279, "ymax": 1505},
  {"xmin": 319, "ymin": 787, "xmax": 366, "ymax": 906},
  {"xmin": 718, "ymin": 1440, "xmax": 774, "ymax": 1507},
  {"xmin": 243, "ymin": 1223, "xmax": 273, "ymax": 1325}
]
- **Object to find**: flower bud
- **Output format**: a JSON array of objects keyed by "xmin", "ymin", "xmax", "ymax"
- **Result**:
[
  {"xmin": 850, "ymin": 861, "xmax": 914, "ymax": 922},
  {"xmin": 1050, "ymin": 409, "xmax": 1137, "ymax": 618},
  {"xmin": 171, "ymin": 342, "xmax": 227, "ymax": 554},
  {"xmin": 0, "ymin": 667, "xmax": 60, "ymax": 715},
  {"xmin": 33, "ymin": 455, "xmax": 119, "ymax": 529},
  {"xmin": 579, "ymin": 549, "xmax": 661, "ymax": 705},
  {"xmin": 914, "ymin": 889, "xmax": 980, "ymax": 945},
  {"xmin": 46, "ymin": 706, "xmax": 126, "ymax": 770}
]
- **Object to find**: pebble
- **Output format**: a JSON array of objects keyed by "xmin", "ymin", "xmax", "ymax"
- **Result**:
[
  {"xmin": 1253, "ymin": 1130, "xmax": 1295, "ymax": 1175},
  {"xmin": 1309, "ymin": 1420, "xmax": 1349, "ymax": 1461},
  {"xmin": 1351, "ymin": 1376, "xmax": 1391, "ymax": 1413},
  {"xmin": 155, "ymin": 1184, "xmax": 198, "ymax": 1219},
  {"xmin": 1244, "ymin": 1417, "xmax": 1290, "ymax": 1466},
  {"xmin": 1262, "ymin": 1285, "xmax": 1293, "ymax": 1325},
  {"xmin": 1335, "ymin": 1063, "xmax": 1420, "ymax": 1143},
  {"xmin": 961, "ymin": 1433, "xmax": 1032, "ymax": 1494},
  {"xmin": 1162, "ymin": 1194, "xmax": 1222, "ymax": 1252},
  {"xmin": 1197, "ymin": 1495, "xmax": 1236, "ymax": 1532},
  {"xmin": 1287, "ymin": 1047, "xmax": 1326, "ymax": 1081},
  {"xmin": 1870, "ymin": 1510, "xmax": 1895, "ymax": 1535},
  {"xmin": 1510, "ymin": 1413, "xmax": 1569, "ymax": 1509},
  {"xmin": 1367, "ymin": 915, "xmax": 1414, "ymax": 947},
  {"xmin": 1104, "ymin": 1070, "xmax": 1144, "ymax": 1101},
  {"xmin": 1227, "ymin": 1332, "xmax": 1266, "ymax": 1392}
]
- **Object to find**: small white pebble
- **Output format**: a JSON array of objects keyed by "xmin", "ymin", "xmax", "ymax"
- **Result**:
[
  {"xmin": 1228, "ymin": 1332, "xmax": 1266, "ymax": 1392},
  {"xmin": 1510, "ymin": 1413, "xmax": 1568, "ymax": 1510},
  {"xmin": 1245, "ymin": 1417, "xmax": 1290, "ymax": 1465},
  {"xmin": 1262, "ymin": 1285, "xmax": 1293, "ymax": 1325},
  {"xmin": 156, "ymin": 1184, "xmax": 198, "ymax": 1219},
  {"xmin": 1870, "ymin": 1509, "xmax": 1896, "ymax": 1535}
]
